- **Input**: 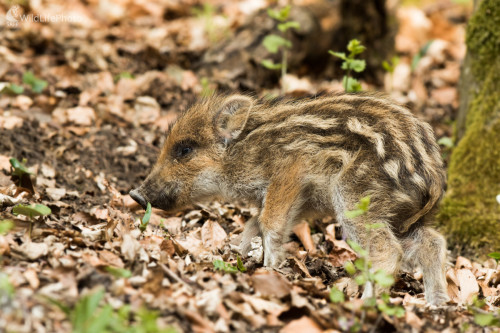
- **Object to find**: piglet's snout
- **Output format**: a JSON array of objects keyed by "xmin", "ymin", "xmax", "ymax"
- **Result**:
[{"xmin": 129, "ymin": 188, "xmax": 147, "ymax": 209}]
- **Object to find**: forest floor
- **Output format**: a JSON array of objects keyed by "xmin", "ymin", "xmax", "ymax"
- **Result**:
[{"xmin": 1, "ymin": 0, "xmax": 499, "ymax": 332}]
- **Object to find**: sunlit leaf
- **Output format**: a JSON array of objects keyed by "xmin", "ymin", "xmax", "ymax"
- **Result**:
[
  {"xmin": 263, "ymin": 34, "xmax": 291, "ymax": 53},
  {"xmin": 261, "ymin": 59, "xmax": 282, "ymax": 70},
  {"xmin": 13, "ymin": 204, "xmax": 51, "ymax": 219},
  {"xmin": 329, "ymin": 286, "xmax": 345, "ymax": 303}
]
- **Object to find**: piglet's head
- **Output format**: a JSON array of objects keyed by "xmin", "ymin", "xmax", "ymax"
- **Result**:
[{"xmin": 130, "ymin": 95, "xmax": 253, "ymax": 211}]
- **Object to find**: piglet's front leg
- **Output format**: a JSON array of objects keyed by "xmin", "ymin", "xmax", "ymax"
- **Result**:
[{"xmin": 259, "ymin": 169, "xmax": 304, "ymax": 268}]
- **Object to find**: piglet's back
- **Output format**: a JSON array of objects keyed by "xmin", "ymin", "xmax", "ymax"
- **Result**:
[{"xmin": 226, "ymin": 93, "xmax": 446, "ymax": 233}]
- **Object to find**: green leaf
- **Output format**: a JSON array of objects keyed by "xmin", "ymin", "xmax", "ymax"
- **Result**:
[
  {"xmin": 329, "ymin": 286, "xmax": 345, "ymax": 303},
  {"xmin": 277, "ymin": 21, "xmax": 300, "ymax": 32},
  {"xmin": 347, "ymin": 39, "xmax": 366, "ymax": 56},
  {"xmin": 114, "ymin": 72, "xmax": 134, "ymax": 82},
  {"xmin": 0, "ymin": 273, "xmax": 14, "ymax": 297},
  {"xmin": 213, "ymin": 260, "xmax": 238, "ymax": 274},
  {"xmin": 328, "ymin": 50, "xmax": 347, "ymax": 60},
  {"xmin": 354, "ymin": 275, "xmax": 366, "ymax": 285},
  {"xmin": 354, "ymin": 258, "xmax": 366, "ymax": 271},
  {"xmin": 474, "ymin": 313, "xmax": 494, "ymax": 326},
  {"xmin": 5, "ymin": 83, "xmax": 25, "ymax": 94},
  {"xmin": 373, "ymin": 270, "xmax": 395, "ymax": 288},
  {"xmin": 344, "ymin": 261, "xmax": 356, "ymax": 275},
  {"xmin": 23, "ymin": 71, "xmax": 48, "ymax": 93},
  {"xmin": 0, "ymin": 220, "xmax": 14, "ymax": 235},
  {"xmin": 365, "ymin": 223, "xmax": 385, "ymax": 230},
  {"xmin": 347, "ymin": 240, "xmax": 368, "ymax": 257},
  {"xmin": 382, "ymin": 60, "xmax": 392, "ymax": 72},
  {"xmin": 343, "ymin": 76, "xmax": 362, "ymax": 92},
  {"xmin": 236, "ymin": 255, "xmax": 247, "ymax": 272},
  {"xmin": 267, "ymin": 5, "xmax": 291, "ymax": 22},
  {"xmin": 349, "ymin": 59, "xmax": 366, "ymax": 73},
  {"xmin": 411, "ymin": 40, "xmax": 433, "ymax": 70},
  {"xmin": 488, "ymin": 252, "xmax": 500, "ymax": 260},
  {"xmin": 345, "ymin": 196, "xmax": 370, "ymax": 219},
  {"xmin": 13, "ymin": 204, "xmax": 51, "ymax": 219},
  {"xmin": 261, "ymin": 59, "xmax": 282, "ymax": 70},
  {"xmin": 345, "ymin": 209, "xmax": 364, "ymax": 219},
  {"xmin": 263, "ymin": 34, "xmax": 292, "ymax": 53},
  {"xmin": 104, "ymin": 266, "xmax": 132, "ymax": 278},
  {"xmin": 10, "ymin": 158, "xmax": 33, "ymax": 176},
  {"xmin": 140, "ymin": 202, "xmax": 152, "ymax": 232},
  {"xmin": 437, "ymin": 136, "xmax": 454, "ymax": 148}
]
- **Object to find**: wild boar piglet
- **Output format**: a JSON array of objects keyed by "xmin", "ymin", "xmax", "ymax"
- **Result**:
[{"xmin": 130, "ymin": 93, "xmax": 450, "ymax": 305}]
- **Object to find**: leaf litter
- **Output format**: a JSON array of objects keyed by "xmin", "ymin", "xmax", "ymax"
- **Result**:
[{"xmin": 0, "ymin": 0, "xmax": 498, "ymax": 332}]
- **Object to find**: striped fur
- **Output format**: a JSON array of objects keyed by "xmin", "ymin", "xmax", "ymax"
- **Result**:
[{"xmin": 132, "ymin": 93, "xmax": 449, "ymax": 305}]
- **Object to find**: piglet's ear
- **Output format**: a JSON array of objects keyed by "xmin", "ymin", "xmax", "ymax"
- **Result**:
[{"xmin": 213, "ymin": 95, "xmax": 253, "ymax": 144}]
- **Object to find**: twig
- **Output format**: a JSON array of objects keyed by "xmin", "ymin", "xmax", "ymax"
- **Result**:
[
  {"xmin": 159, "ymin": 263, "xmax": 193, "ymax": 293},
  {"xmin": 370, "ymin": 313, "xmax": 383, "ymax": 333}
]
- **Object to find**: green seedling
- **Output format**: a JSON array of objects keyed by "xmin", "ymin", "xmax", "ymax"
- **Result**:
[
  {"xmin": 344, "ymin": 195, "xmax": 370, "ymax": 219},
  {"xmin": 114, "ymin": 72, "xmax": 134, "ymax": 82},
  {"xmin": 488, "ymin": 252, "xmax": 500, "ymax": 263},
  {"xmin": 9, "ymin": 157, "xmax": 35, "ymax": 193},
  {"xmin": 192, "ymin": 3, "xmax": 229, "ymax": 43},
  {"xmin": 382, "ymin": 56, "xmax": 400, "ymax": 92},
  {"xmin": 48, "ymin": 288, "xmax": 177, "ymax": 333},
  {"xmin": 330, "ymin": 196, "xmax": 404, "ymax": 332},
  {"xmin": 12, "ymin": 203, "xmax": 51, "ymax": 238},
  {"xmin": 411, "ymin": 40, "xmax": 433, "ymax": 71},
  {"xmin": 437, "ymin": 136, "xmax": 454, "ymax": 149},
  {"xmin": 200, "ymin": 77, "xmax": 215, "ymax": 97},
  {"xmin": 139, "ymin": 202, "xmax": 152, "ymax": 233},
  {"xmin": 22, "ymin": 71, "xmax": 48, "ymax": 93},
  {"xmin": 0, "ymin": 220, "xmax": 14, "ymax": 235},
  {"xmin": 470, "ymin": 297, "xmax": 500, "ymax": 328},
  {"xmin": 9, "ymin": 158, "xmax": 33, "ymax": 177},
  {"xmin": 1, "ymin": 83, "xmax": 24, "ymax": 95},
  {"xmin": 213, "ymin": 255, "xmax": 246, "ymax": 274},
  {"xmin": 329, "ymin": 39, "xmax": 366, "ymax": 92},
  {"xmin": 104, "ymin": 266, "xmax": 132, "ymax": 278},
  {"xmin": 382, "ymin": 56, "xmax": 400, "ymax": 74},
  {"xmin": 329, "ymin": 285, "xmax": 345, "ymax": 303},
  {"xmin": 261, "ymin": 5, "xmax": 300, "ymax": 95}
]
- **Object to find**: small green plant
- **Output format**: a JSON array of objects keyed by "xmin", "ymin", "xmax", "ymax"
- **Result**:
[
  {"xmin": 437, "ymin": 136, "xmax": 454, "ymax": 149},
  {"xmin": 9, "ymin": 158, "xmax": 33, "ymax": 177},
  {"xmin": 329, "ymin": 39, "xmax": 366, "ymax": 92},
  {"xmin": 261, "ymin": 5, "xmax": 300, "ymax": 95},
  {"xmin": 12, "ymin": 204, "xmax": 51, "ymax": 238},
  {"xmin": 488, "ymin": 252, "xmax": 500, "ymax": 263},
  {"xmin": 192, "ymin": 3, "xmax": 229, "ymax": 43},
  {"xmin": 411, "ymin": 41, "xmax": 433, "ymax": 71},
  {"xmin": 382, "ymin": 56, "xmax": 400, "ymax": 92},
  {"xmin": 49, "ymin": 288, "xmax": 176, "ymax": 333},
  {"xmin": 213, "ymin": 255, "xmax": 247, "ymax": 274},
  {"xmin": 470, "ymin": 297, "xmax": 500, "ymax": 328},
  {"xmin": 200, "ymin": 77, "xmax": 215, "ymax": 97},
  {"xmin": 105, "ymin": 266, "xmax": 132, "ymax": 279},
  {"xmin": 22, "ymin": 71, "xmax": 48, "ymax": 93},
  {"xmin": 0, "ymin": 220, "xmax": 14, "ymax": 235},
  {"xmin": 331, "ymin": 196, "xmax": 404, "ymax": 332},
  {"xmin": 345, "ymin": 195, "xmax": 371, "ymax": 219},
  {"xmin": 382, "ymin": 56, "xmax": 400, "ymax": 74},
  {"xmin": 114, "ymin": 72, "xmax": 135, "ymax": 82},
  {"xmin": 139, "ymin": 202, "xmax": 152, "ymax": 233},
  {"xmin": 1, "ymin": 83, "xmax": 24, "ymax": 95}
]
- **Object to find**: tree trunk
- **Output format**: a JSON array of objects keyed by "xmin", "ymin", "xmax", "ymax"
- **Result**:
[{"xmin": 438, "ymin": 0, "xmax": 500, "ymax": 256}]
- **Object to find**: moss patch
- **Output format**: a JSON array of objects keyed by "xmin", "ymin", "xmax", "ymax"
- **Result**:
[{"xmin": 438, "ymin": 0, "xmax": 500, "ymax": 256}]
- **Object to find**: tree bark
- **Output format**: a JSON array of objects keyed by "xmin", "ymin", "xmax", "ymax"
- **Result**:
[{"xmin": 439, "ymin": 0, "xmax": 500, "ymax": 256}]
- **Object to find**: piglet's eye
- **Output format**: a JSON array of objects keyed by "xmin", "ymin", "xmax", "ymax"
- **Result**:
[
  {"xmin": 180, "ymin": 146, "xmax": 192, "ymax": 156},
  {"xmin": 173, "ymin": 141, "xmax": 196, "ymax": 159}
]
